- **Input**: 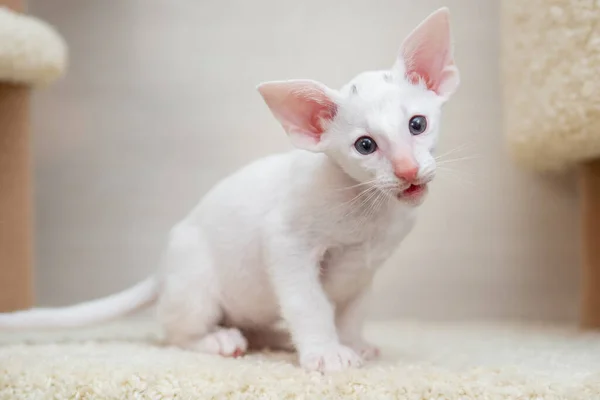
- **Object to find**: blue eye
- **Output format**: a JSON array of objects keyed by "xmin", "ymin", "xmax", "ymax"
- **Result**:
[
  {"xmin": 409, "ymin": 115, "xmax": 427, "ymax": 135},
  {"xmin": 354, "ymin": 136, "xmax": 377, "ymax": 155}
]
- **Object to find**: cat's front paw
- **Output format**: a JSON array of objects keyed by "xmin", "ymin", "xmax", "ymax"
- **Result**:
[{"xmin": 300, "ymin": 343, "xmax": 363, "ymax": 372}]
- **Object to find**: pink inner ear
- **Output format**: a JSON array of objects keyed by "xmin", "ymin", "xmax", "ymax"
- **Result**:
[
  {"xmin": 258, "ymin": 81, "xmax": 337, "ymax": 142},
  {"xmin": 405, "ymin": 46, "xmax": 452, "ymax": 94},
  {"xmin": 400, "ymin": 9, "xmax": 455, "ymax": 95},
  {"xmin": 284, "ymin": 93, "xmax": 337, "ymax": 137}
]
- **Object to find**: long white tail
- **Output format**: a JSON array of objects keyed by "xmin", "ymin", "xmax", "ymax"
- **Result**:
[{"xmin": 0, "ymin": 276, "xmax": 159, "ymax": 330}]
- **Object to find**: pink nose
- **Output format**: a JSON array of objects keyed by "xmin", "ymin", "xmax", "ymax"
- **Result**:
[{"xmin": 394, "ymin": 165, "xmax": 419, "ymax": 183}]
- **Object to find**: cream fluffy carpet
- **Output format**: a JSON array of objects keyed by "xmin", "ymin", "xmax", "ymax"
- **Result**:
[
  {"xmin": 0, "ymin": 6, "xmax": 66, "ymax": 87},
  {"xmin": 501, "ymin": 0, "xmax": 600, "ymax": 171},
  {"xmin": 0, "ymin": 319, "xmax": 599, "ymax": 399}
]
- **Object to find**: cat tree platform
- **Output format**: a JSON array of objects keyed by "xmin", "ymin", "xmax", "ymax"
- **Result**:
[
  {"xmin": 0, "ymin": 318, "xmax": 598, "ymax": 399},
  {"xmin": 501, "ymin": 0, "xmax": 600, "ymax": 328},
  {"xmin": 0, "ymin": 3, "xmax": 66, "ymax": 312}
]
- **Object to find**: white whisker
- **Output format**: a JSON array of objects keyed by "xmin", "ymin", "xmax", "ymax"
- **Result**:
[
  {"xmin": 333, "ymin": 179, "xmax": 380, "ymax": 192},
  {"xmin": 436, "ymin": 167, "xmax": 476, "ymax": 187},
  {"xmin": 434, "ymin": 142, "xmax": 473, "ymax": 161},
  {"xmin": 436, "ymin": 155, "xmax": 482, "ymax": 166},
  {"xmin": 327, "ymin": 185, "xmax": 379, "ymax": 215}
]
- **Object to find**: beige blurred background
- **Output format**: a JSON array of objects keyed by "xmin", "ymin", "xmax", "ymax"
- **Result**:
[{"xmin": 28, "ymin": 0, "xmax": 580, "ymax": 323}]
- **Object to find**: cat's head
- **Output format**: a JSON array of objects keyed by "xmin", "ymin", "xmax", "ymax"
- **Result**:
[{"xmin": 258, "ymin": 8, "xmax": 459, "ymax": 206}]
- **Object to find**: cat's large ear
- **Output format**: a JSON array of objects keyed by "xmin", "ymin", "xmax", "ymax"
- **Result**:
[
  {"xmin": 395, "ymin": 7, "xmax": 459, "ymax": 102},
  {"xmin": 257, "ymin": 79, "xmax": 338, "ymax": 152}
]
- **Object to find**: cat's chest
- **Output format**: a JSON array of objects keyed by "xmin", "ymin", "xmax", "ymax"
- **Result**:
[{"xmin": 319, "ymin": 210, "xmax": 415, "ymax": 303}]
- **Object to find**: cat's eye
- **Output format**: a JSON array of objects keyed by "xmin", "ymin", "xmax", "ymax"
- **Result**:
[
  {"xmin": 354, "ymin": 136, "xmax": 377, "ymax": 155},
  {"xmin": 409, "ymin": 115, "xmax": 427, "ymax": 135}
]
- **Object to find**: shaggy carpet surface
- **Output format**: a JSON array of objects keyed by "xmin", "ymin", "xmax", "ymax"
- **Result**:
[{"xmin": 0, "ymin": 318, "xmax": 599, "ymax": 399}]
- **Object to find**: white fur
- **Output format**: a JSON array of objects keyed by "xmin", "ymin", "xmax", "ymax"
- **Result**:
[{"xmin": 0, "ymin": 8, "xmax": 459, "ymax": 372}]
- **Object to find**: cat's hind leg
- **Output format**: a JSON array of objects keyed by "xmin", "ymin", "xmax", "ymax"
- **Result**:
[{"xmin": 156, "ymin": 223, "xmax": 248, "ymax": 357}]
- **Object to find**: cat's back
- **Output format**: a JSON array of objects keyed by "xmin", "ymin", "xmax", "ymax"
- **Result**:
[{"xmin": 187, "ymin": 149, "xmax": 316, "ymax": 224}]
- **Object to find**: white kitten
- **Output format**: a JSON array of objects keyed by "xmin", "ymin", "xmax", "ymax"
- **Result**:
[{"xmin": 0, "ymin": 8, "xmax": 459, "ymax": 372}]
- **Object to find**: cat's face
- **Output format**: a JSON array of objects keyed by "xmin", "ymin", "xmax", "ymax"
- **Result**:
[
  {"xmin": 258, "ymin": 7, "xmax": 459, "ymax": 206},
  {"xmin": 323, "ymin": 70, "xmax": 445, "ymax": 205}
]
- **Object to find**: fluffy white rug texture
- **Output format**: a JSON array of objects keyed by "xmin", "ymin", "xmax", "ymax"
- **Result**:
[
  {"xmin": 0, "ymin": 6, "xmax": 66, "ymax": 86},
  {"xmin": 0, "ymin": 318, "xmax": 599, "ymax": 399},
  {"xmin": 501, "ymin": 0, "xmax": 600, "ymax": 170}
]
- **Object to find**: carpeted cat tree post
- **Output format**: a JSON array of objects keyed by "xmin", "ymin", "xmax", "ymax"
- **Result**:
[
  {"xmin": 501, "ymin": 1, "xmax": 600, "ymax": 328},
  {"xmin": 0, "ymin": 2, "xmax": 66, "ymax": 312}
]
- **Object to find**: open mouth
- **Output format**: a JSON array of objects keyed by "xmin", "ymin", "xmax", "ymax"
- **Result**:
[{"xmin": 398, "ymin": 184, "xmax": 427, "ymax": 200}]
